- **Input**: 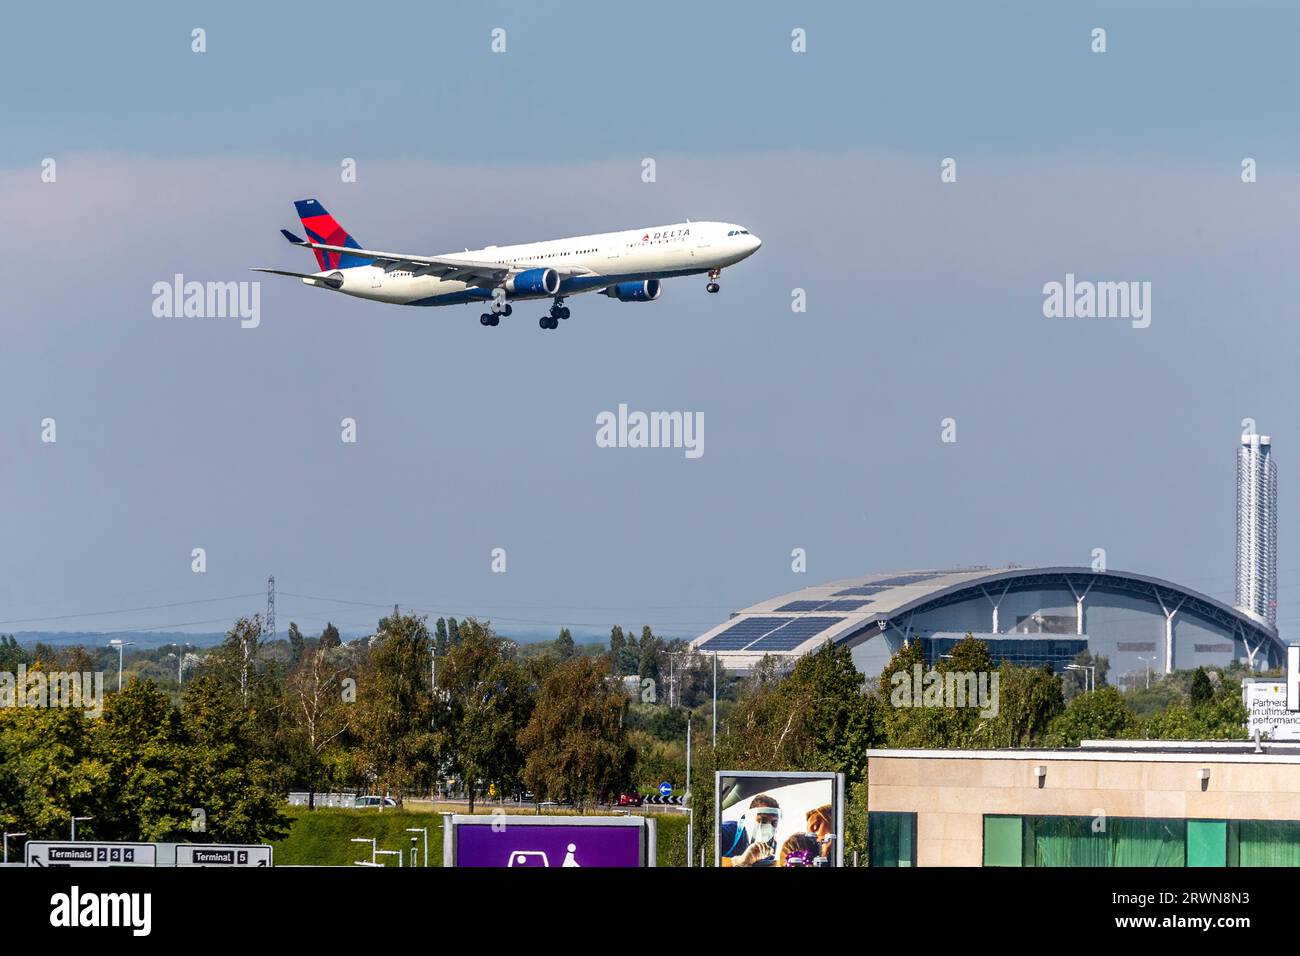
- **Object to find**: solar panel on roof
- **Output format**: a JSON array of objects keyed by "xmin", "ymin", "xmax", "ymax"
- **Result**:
[
  {"xmin": 747, "ymin": 617, "xmax": 845, "ymax": 651},
  {"xmin": 866, "ymin": 573, "xmax": 944, "ymax": 588},
  {"xmin": 831, "ymin": 585, "xmax": 891, "ymax": 597},
  {"xmin": 699, "ymin": 617, "xmax": 791, "ymax": 650},
  {"xmin": 776, "ymin": 600, "xmax": 872, "ymax": 612}
]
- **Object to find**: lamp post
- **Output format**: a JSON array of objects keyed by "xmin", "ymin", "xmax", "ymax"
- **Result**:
[
  {"xmin": 71, "ymin": 816, "xmax": 93, "ymax": 840},
  {"xmin": 712, "ymin": 655, "xmax": 722, "ymax": 749},
  {"xmin": 376, "ymin": 849, "xmax": 402, "ymax": 867},
  {"xmin": 405, "ymin": 827, "xmax": 428, "ymax": 867},
  {"xmin": 108, "ymin": 639, "xmax": 134, "ymax": 691},
  {"xmin": 175, "ymin": 642, "xmax": 193, "ymax": 685},
  {"xmin": 3, "ymin": 831, "xmax": 26, "ymax": 865},
  {"xmin": 1137, "ymin": 656, "xmax": 1158, "ymax": 690},
  {"xmin": 350, "ymin": 837, "xmax": 377, "ymax": 865},
  {"xmin": 1064, "ymin": 663, "xmax": 1095, "ymax": 694}
]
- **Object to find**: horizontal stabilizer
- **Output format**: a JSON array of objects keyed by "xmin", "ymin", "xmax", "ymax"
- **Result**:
[
  {"xmin": 280, "ymin": 229, "xmax": 307, "ymax": 245},
  {"xmin": 251, "ymin": 268, "xmax": 343, "ymax": 289}
]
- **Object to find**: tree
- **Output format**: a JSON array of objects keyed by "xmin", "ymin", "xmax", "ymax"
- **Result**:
[
  {"xmin": 0, "ymin": 674, "xmax": 102, "ymax": 838},
  {"xmin": 88, "ymin": 678, "xmax": 189, "ymax": 841},
  {"xmin": 983, "ymin": 664, "xmax": 1065, "ymax": 747},
  {"xmin": 637, "ymin": 627, "xmax": 662, "ymax": 685},
  {"xmin": 319, "ymin": 622, "xmax": 342, "ymax": 651},
  {"xmin": 1046, "ymin": 686, "xmax": 1136, "ymax": 746},
  {"xmin": 285, "ymin": 639, "xmax": 351, "ymax": 809},
  {"xmin": 203, "ymin": 616, "xmax": 264, "ymax": 707},
  {"xmin": 180, "ymin": 675, "xmax": 290, "ymax": 843},
  {"xmin": 434, "ymin": 618, "xmax": 449, "ymax": 657},
  {"xmin": 722, "ymin": 641, "xmax": 878, "ymax": 784},
  {"xmin": 352, "ymin": 613, "xmax": 438, "ymax": 806},
  {"xmin": 287, "ymin": 623, "xmax": 306, "ymax": 665},
  {"xmin": 433, "ymin": 619, "xmax": 532, "ymax": 812},
  {"xmin": 1190, "ymin": 667, "xmax": 1214, "ymax": 708},
  {"xmin": 609, "ymin": 626, "xmax": 626, "ymax": 676},
  {"xmin": 0, "ymin": 634, "xmax": 30, "ymax": 671},
  {"xmin": 555, "ymin": 628, "xmax": 576, "ymax": 660},
  {"xmin": 519, "ymin": 656, "xmax": 632, "ymax": 810}
]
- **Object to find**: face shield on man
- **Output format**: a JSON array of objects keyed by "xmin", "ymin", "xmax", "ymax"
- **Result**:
[{"xmin": 745, "ymin": 806, "xmax": 782, "ymax": 847}]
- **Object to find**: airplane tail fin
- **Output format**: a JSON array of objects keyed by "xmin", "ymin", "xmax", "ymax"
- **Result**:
[{"xmin": 293, "ymin": 199, "xmax": 373, "ymax": 270}]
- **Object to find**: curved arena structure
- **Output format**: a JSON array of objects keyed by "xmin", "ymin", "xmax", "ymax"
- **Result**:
[{"xmin": 690, "ymin": 566, "xmax": 1284, "ymax": 680}]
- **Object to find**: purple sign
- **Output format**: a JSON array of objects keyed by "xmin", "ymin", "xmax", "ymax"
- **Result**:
[{"xmin": 455, "ymin": 822, "xmax": 643, "ymax": 868}]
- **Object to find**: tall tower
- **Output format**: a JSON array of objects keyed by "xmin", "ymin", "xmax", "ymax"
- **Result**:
[
  {"xmin": 1236, "ymin": 434, "xmax": 1278, "ymax": 629},
  {"xmin": 266, "ymin": 575, "xmax": 276, "ymax": 641}
]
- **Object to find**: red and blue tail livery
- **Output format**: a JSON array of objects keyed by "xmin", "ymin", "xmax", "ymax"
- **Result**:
[{"xmin": 293, "ymin": 199, "xmax": 373, "ymax": 270}]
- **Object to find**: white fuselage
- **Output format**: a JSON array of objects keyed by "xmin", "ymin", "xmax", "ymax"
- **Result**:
[{"xmin": 311, "ymin": 220, "xmax": 761, "ymax": 306}]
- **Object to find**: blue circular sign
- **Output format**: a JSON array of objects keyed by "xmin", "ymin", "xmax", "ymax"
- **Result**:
[{"xmin": 659, "ymin": 781, "xmax": 673, "ymax": 797}]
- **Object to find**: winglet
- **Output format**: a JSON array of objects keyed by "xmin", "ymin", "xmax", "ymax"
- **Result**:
[{"xmin": 281, "ymin": 229, "xmax": 306, "ymax": 245}]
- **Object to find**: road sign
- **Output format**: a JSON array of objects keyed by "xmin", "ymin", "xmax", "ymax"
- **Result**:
[
  {"xmin": 176, "ymin": 844, "xmax": 272, "ymax": 867},
  {"xmin": 25, "ymin": 842, "xmax": 156, "ymax": 868},
  {"xmin": 643, "ymin": 795, "xmax": 684, "ymax": 806},
  {"xmin": 658, "ymin": 781, "xmax": 673, "ymax": 797}
]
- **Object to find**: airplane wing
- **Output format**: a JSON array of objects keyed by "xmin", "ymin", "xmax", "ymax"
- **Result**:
[{"xmin": 294, "ymin": 238, "xmax": 586, "ymax": 289}]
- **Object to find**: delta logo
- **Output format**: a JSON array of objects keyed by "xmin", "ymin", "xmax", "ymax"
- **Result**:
[{"xmin": 641, "ymin": 229, "xmax": 690, "ymax": 242}]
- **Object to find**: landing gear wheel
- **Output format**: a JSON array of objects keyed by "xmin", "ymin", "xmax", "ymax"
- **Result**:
[
  {"xmin": 706, "ymin": 282, "xmax": 720, "ymax": 294},
  {"xmin": 540, "ymin": 316, "xmax": 558, "ymax": 330},
  {"xmin": 559, "ymin": 307, "xmax": 571, "ymax": 320},
  {"xmin": 480, "ymin": 313, "xmax": 492, "ymax": 326}
]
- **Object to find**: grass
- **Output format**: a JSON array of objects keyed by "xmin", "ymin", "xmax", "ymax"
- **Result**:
[{"xmin": 272, "ymin": 804, "xmax": 690, "ymax": 867}]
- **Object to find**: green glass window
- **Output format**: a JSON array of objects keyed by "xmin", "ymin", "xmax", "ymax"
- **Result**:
[
  {"xmin": 983, "ymin": 815, "xmax": 1023, "ymax": 867},
  {"xmin": 1230, "ymin": 820, "xmax": 1300, "ymax": 866},
  {"xmin": 869, "ymin": 812, "xmax": 916, "ymax": 867},
  {"xmin": 1187, "ymin": 820, "xmax": 1227, "ymax": 867},
  {"xmin": 1020, "ymin": 815, "xmax": 1185, "ymax": 867}
]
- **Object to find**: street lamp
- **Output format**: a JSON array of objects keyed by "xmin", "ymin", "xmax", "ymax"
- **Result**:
[
  {"xmin": 71, "ymin": 816, "xmax": 94, "ymax": 840},
  {"xmin": 1137, "ymin": 656, "xmax": 1158, "ymax": 690},
  {"xmin": 1064, "ymin": 663, "xmax": 1095, "ymax": 693},
  {"xmin": 3, "ymin": 831, "xmax": 27, "ymax": 865},
  {"xmin": 406, "ymin": 827, "xmax": 428, "ymax": 867},
  {"xmin": 107, "ymin": 639, "xmax": 134, "ymax": 691},
  {"xmin": 175, "ymin": 642, "xmax": 194, "ymax": 685},
  {"xmin": 350, "ymin": 837, "xmax": 377, "ymax": 865},
  {"xmin": 376, "ymin": 849, "xmax": 402, "ymax": 867}
]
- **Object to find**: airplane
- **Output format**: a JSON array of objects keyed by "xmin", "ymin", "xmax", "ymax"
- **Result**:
[{"xmin": 254, "ymin": 199, "xmax": 762, "ymax": 329}]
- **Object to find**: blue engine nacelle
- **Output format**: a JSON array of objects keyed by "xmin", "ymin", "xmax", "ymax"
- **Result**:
[
  {"xmin": 603, "ymin": 279, "xmax": 662, "ymax": 302},
  {"xmin": 504, "ymin": 267, "xmax": 560, "ymax": 296}
]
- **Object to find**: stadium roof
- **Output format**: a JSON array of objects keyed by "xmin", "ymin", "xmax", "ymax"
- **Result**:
[{"xmin": 690, "ymin": 565, "xmax": 1283, "ymax": 660}]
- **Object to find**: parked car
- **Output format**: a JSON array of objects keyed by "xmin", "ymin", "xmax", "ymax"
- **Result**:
[
  {"xmin": 355, "ymin": 795, "xmax": 397, "ymax": 808},
  {"xmin": 616, "ymin": 792, "xmax": 644, "ymax": 807}
]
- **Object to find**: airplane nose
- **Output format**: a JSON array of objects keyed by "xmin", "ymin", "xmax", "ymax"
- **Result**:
[{"xmin": 749, "ymin": 234, "xmax": 762, "ymax": 253}]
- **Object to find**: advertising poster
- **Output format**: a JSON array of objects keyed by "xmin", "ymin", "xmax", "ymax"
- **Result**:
[{"xmin": 716, "ymin": 771, "xmax": 844, "ymax": 867}]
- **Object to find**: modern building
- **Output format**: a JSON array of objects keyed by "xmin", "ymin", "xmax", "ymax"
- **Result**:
[
  {"xmin": 690, "ymin": 566, "xmax": 1285, "ymax": 680},
  {"xmin": 866, "ymin": 741, "xmax": 1300, "ymax": 867},
  {"xmin": 1236, "ymin": 433, "xmax": 1279, "ymax": 629}
]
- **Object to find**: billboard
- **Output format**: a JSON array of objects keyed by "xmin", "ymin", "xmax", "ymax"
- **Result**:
[
  {"xmin": 1243, "ymin": 679, "xmax": 1300, "ymax": 740},
  {"xmin": 443, "ymin": 814, "xmax": 654, "ymax": 867},
  {"xmin": 716, "ymin": 771, "xmax": 844, "ymax": 867}
]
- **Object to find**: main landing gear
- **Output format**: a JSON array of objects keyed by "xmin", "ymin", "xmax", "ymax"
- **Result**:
[
  {"xmin": 539, "ymin": 297, "xmax": 570, "ymax": 330},
  {"xmin": 706, "ymin": 268, "xmax": 721, "ymax": 294},
  {"xmin": 479, "ymin": 303, "xmax": 512, "ymax": 326}
]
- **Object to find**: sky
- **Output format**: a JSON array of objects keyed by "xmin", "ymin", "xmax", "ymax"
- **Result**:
[{"xmin": 3, "ymin": 1, "xmax": 1298, "ymax": 643}]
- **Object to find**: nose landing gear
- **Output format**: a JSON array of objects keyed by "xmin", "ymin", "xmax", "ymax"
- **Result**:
[{"xmin": 706, "ymin": 269, "xmax": 721, "ymax": 294}]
